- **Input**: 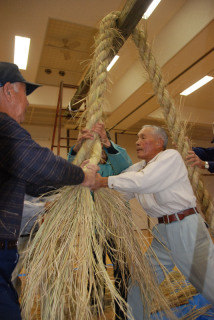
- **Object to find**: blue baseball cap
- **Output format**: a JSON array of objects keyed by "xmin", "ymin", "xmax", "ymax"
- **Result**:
[{"xmin": 0, "ymin": 62, "xmax": 41, "ymax": 95}]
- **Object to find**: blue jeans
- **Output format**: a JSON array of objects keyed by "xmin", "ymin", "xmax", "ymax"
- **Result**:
[{"xmin": 0, "ymin": 244, "xmax": 22, "ymax": 320}]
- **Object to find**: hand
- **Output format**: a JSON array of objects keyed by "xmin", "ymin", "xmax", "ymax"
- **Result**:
[
  {"xmin": 91, "ymin": 173, "xmax": 108, "ymax": 190},
  {"xmin": 73, "ymin": 129, "xmax": 94, "ymax": 152},
  {"xmin": 92, "ymin": 122, "xmax": 111, "ymax": 148},
  {"xmin": 81, "ymin": 161, "xmax": 100, "ymax": 188},
  {"xmin": 186, "ymin": 150, "xmax": 205, "ymax": 169}
]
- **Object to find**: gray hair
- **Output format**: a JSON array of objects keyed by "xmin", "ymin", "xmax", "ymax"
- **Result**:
[
  {"xmin": 141, "ymin": 125, "xmax": 168, "ymax": 149},
  {"xmin": 11, "ymin": 82, "xmax": 19, "ymax": 92},
  {"xmin": 0, "ymin": 83, "xmax": 19, "ymax": 103},
  {"xmin": 0, "ymin": 82, "xmax": 19, "ymax": 94}
]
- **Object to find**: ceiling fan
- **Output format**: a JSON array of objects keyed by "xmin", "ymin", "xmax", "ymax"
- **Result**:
[{"xmin": 46, "ymin": 38, "xmax": 80, "ymax": 60}]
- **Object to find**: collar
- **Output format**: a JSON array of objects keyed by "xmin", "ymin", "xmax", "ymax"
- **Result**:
[{"xmin": 146, "ymin": 151, "xmax": 164, "ymax": 166}]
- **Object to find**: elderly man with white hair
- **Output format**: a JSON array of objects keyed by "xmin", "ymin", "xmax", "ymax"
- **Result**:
[{"xmin": 93, "ymin": 124, "xmax": 214, "ymax": 319}]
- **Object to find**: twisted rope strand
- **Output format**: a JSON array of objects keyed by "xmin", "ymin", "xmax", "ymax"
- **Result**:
[{"xmin": 74, "ymin": 12, "xmax": 121, "ymax": 167}]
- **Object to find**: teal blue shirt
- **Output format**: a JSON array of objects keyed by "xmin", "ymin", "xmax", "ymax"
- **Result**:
[{"xmin": 68, "ymin": 141, "xmax": 132, "ymax": 177}]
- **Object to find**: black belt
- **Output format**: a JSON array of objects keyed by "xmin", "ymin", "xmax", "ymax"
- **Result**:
[
  {"xmin": 158, "ymin": 208, "xmax": 197, "ymax": 224},
  {"xmin": 0, "ymin": 240, "xmax": 17, "ymax": 250}
]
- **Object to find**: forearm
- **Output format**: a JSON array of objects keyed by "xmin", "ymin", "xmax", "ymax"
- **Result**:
[
  {"xmin": 99, "ymin": 176, "xmax": 108, "ymax": 188},
  {"xmin": 208, "ymin": 162, "xmax": 214, "ymax": 173},
  {"xmin": 93, "ymin": 175, "xmax": 109, "ymax": 189}
]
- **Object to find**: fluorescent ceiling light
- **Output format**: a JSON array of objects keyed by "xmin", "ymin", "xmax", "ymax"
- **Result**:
[
  {"xmin": 180, "ymin": 76, "xmax": 214, "ymax": 96},
  {"xmin": 142, "ymin": 0, "xmax": 162, "ymax": 19},
  {"xmin": 14, "ymin": 36, "xmax": 31, "ymax": 70},
  {"xmin": 107, "ymin": 55, "xmax": 119, "ymax": 72}
]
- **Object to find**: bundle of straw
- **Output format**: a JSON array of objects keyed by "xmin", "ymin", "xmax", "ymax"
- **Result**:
[
  {"xmin": 152, "ymin": 270, "xmax": 214, "ymax": 319},
  {"xmin": 22, "ymin": 186, "xmax": 180, "ymax": 319}
]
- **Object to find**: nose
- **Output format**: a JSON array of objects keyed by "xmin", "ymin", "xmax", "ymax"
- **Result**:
[{"xmin": 136, "ymin": 138, "xmax": 140, "ymax": 145}]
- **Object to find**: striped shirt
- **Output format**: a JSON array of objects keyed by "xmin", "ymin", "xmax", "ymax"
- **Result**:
[{"xmin": 0, "ymin": 112, "xmax": 84, "ymax": 240}]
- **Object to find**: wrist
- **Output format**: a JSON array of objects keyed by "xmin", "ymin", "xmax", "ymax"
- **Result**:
[
  {"xmin": 73, "ymin": 142, "xmax": 81, "ymax": 152},
  {"xmin": 204, "ymin": 161, "xmax": 209, "ymax": 169},
  {"xmin": 100, "ymin": 177, "xmax": 108, "ymax": 188},
  {"xmin": 101, "ymin": 138, "xmax": 111, "ymax": 148}
]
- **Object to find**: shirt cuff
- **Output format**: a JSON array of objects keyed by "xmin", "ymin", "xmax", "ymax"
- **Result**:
[
  {"xmin": 108, "ymin": 176, "xmax": 115, "ymax": 189},
  {"xmin": 104, "ymin": 142, "xmax": 118, "ymax": 154}
]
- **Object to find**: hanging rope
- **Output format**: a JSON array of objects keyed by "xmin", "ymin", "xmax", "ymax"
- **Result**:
[
  {"xmin": 73, "ymin": 11, "xmax": 121, "ymax": 167},
  {"xmin": 132, "ymin": 26, "xmax": 214, "ymax": 234}
]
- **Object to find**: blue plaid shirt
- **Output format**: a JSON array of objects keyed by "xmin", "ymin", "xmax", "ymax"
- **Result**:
[{"xmin": 0, "ymin": 112, "xmax": 84, "ymax": 240}]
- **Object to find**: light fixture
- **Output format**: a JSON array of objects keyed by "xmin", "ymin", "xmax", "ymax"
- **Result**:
[
  {"xmin": 14, "ymin": 36, "xmax": 31, "ymax": 70},
  {"xmin": 45, "ymin": 68, "xmax": 52, "ymax": 74},
  {"xmin": 180, "ymin": 76, "xmax": 214, "ymax": 96},
  {"xmin": 142, "ymin": 0, "xmax": 162, "ymax": 19},
  {"xmin": 59, "ymin": 70, "xmax": 65, "ymax": 76},
  {"xmin": 107, "ymin": 55, "xmax": 119, "ymax": 72}
]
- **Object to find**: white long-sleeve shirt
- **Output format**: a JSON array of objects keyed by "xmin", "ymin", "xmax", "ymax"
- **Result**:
[{"xmin": 108, "ymin": 149, "xmax": 196, "ymax": 218}]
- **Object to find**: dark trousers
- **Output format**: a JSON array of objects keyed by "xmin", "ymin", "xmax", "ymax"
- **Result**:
[
  {"xmin": 0, "ymin": 244, "xmax": 22, "ymax": 320},
  {"xmin": 104, "ymin": 238, "xmax": 129, "ymax": 320}
]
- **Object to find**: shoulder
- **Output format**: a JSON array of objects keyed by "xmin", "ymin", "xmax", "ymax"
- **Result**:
[
  {"xmin": 155, "ymin": 149, "xmax": 181, "ymax": 159},
  {"xmin": 165, "ymin": 149, "xmax": 179, "ymax": 155},
  {"xmin": 0, "ymin": 112, "xmax": 31, "ymax": 139},
  {"xmin": 155, "ymin": 149, "xmax": 183, "ymax": 164}
]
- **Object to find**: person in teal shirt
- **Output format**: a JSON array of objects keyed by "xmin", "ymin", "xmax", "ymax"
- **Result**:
[
  {"xmin": 68, "ymin": 122, "xmax": 132, "ymax": 177},
  {"xmin": 68, "ymin": 121, "xmax": 132, "ymax": 320}
]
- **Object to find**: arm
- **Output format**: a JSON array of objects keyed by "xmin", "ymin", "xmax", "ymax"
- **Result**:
[
  {"xmin": 67, "ymin": 145, "xmax": 76, "ymax": 162},
  {"xmin": 0, "ymin": 114, "xmax": 98, "ymax": 191},
  {"xmin": 67, "ymin": 122, "xmax": 131, "ymax": 171},
  {"xmin": 186, "ymin": 147, "xmax": 214, "ymax": 173},
  {"xmin": 89, "ymin": 121, "xmax": 132, "ymax": 174},
  {"xmin": 67, "ymin": 128, "xmax": 95, "ymax": 162},
  {"xmin": 104, "ymin": 141, "xmax": 132, "ymax": 175},
  {"xmin": 93, "ymin": 150, "xmax": 187, "ymax": 194}
]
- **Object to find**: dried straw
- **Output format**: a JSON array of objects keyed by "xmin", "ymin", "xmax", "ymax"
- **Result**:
[
  {"xmin": 154, "ymin": 268, "xmax": 214, "ymax": 320},
  {"xmin": 22, "ymin": 187, "xmax": 180, "ymax": 320}
]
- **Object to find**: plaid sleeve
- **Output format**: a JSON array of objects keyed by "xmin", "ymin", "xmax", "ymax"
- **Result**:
[{"xmin": 0, "ymin": 113, "xmax": 85, "ymax": 187}]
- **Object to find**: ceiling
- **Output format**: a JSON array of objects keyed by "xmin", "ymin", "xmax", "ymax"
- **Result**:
[
  {"xmin": 36, "ymin": 18, "xmax": 97, "ymax": 87},
  {"xmin": 1, "ymin": 0, "xmax": 214, "ymax": 144}
]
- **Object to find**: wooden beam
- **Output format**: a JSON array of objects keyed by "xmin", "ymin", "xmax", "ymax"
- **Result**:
[
  {"xmin": 117, "ymin": 0, "xmax": 152, "ymax": 38},
  {"xmin": 69, "ymin": 0, "xmax": 153, "ymax": 111}
]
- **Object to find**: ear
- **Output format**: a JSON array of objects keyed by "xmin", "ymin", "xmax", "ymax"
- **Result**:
[
  {"xmin": 2, "ymin": 82, "xmax": 13, "ymax": 102},
  {"xmin": 156, "ymin": 137, "xmax": 164, "ymax": 148}
]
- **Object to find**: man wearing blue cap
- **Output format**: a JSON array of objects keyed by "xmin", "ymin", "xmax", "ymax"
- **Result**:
[{"xmin": 0, "ymin": 62, "xmax": 99, "ymax": 319}]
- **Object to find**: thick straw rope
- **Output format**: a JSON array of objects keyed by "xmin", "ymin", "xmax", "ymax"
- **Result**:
[
  {"xmin": 132, "ymin": 26, "xmax": 214, "ymax": 234},
  {"xmin": 73, "ymin": 11, "xmax": 121, "ymax": 167}
]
